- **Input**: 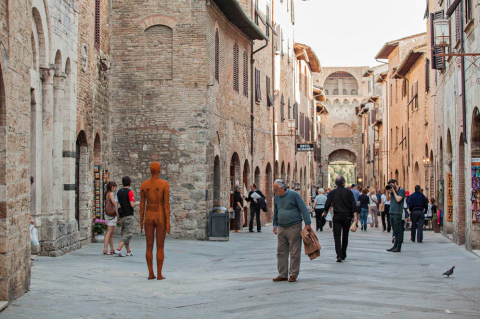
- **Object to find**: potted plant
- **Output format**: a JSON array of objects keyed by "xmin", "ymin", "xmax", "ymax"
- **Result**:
[{"xmin": 93, "ymin": 219, "xmax": 107, "ymax": 243}]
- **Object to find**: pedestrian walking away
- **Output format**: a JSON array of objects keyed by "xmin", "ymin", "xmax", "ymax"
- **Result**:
[
  {"xmin": 245, "ymin": 184, "xmax": 265, "ymax": 233},
  {"xmin": 369, "ymin": 189, "xmax": 379, "ymax": 227},
  {"xmin": 323, "ymin": 176, "xmax": 358, "ymax": 262},
  {"xmin": 351, "ymin": 184, "xmax": 361, "ymax": 227},
  {"xmin": 115, "ymin": 176, "xmax": 140, "ymax": 257},
  {"xmin": 381, "ymin": 187, "xmax": 391, "ymax": 232},
  {"xmin": 358, "ymin": 188, "xmax": 369, "ymax": 231},
  {"xmin": 407, "ymin": 185, "xmax": 428, "ymax": 243},
  {"xmin": 272, "ymin": 179, "xmax": 311, "ymax": 282},
  {"xmin": 103, "ymin": 181, "xmax": 119, "ymax": 255},
  {"xmin": 233, "ymin": 186, "xmax": 244, "ymax": 232},
  {"xmin": 313, "ymin": 188, "xmax": 327, "ymax": 231},
  {"xmin": 386, "ymin": 179, "xmax": 406, "ymax": 253}
]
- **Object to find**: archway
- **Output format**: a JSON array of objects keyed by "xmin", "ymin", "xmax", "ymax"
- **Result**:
[
  {"xmin": 281, "ymin": 161, "xmax": 285, "ymax": 180},
  {"xmin": 328, "ymin": 149, "xmax": 356, "ymax": 187},
  {"xmin": 275, "ymin": 160, "xmax": 279, "ymax": 179},
  {"xmin": 287, "ymin": 163, "xmax": 291, "ymax": 188},
  {"xmin": 414, "ymin": 162, "xmax": 420, "ymax": 187},
  {"xmin": 254, "ymin": 166, "xmax": 261, "ymax": 190},
  {"xmin": 445, "ymin": 130, "xmax": 453, "ymax": 234},
  {"xmin": 213, "ymin": 156, "xmax": 221, "ymax": 205},
  {"xmin": 457, "ymin": 134, "xmax": 466, "ymax": 245},
  {"xmin": 324, "ymin": 71, "xmax": 359, "ymax": 98},
  {"xmin": 0, "ymin": 61, "xmax": 6, "ymax": 301},
  {"xmin": 265, "ymin": 163, "xmax": 273, "ymax": 222},
  {"xmin": 471, "ymin": 109, "xmax": 480, "ymax": 228},
  {"xmin": 229, "ymin": 153, "xmax": 241, "ymax": 230},
  {"xmin": 395, "ymin": 169, "xmax": 399, "ymax": 181},
  {"xmin": 75, "ymin": 131, "xmax": 89, "ymax": 240},
  {"xmin": 439, "ymin": 137, "xmax": 444, "ymax": 210},
  {"xmin": 93, "ymin": 134, "xmax": 101, "ymax": 219}
]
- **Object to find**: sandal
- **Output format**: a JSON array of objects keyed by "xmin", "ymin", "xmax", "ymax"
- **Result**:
[
  {"xmin": 103, "ymin": 250, "xmax": 111, "ymax": 255},
  {"xmin": 110, "ymin": 250, "xmax": 115, "ymax": 255}
]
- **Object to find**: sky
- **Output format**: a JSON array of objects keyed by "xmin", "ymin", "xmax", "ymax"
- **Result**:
[{"xmin": 295, "ymin": 0, "xmax": 427, "ymax": 67}]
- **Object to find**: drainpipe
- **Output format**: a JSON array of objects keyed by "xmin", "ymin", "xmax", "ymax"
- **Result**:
[
  {"xmin": 460, "ymin": 5, "xmax": 467, "ymax": 144},
  {"xmin": 251, "ymin": 40, "xmax": 269, "ymax": 156}
]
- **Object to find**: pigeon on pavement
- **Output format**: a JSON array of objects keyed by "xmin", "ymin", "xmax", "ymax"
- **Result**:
[{"xmin": 443, "ymin": 266, "xmax": 455, "ymax": 277}]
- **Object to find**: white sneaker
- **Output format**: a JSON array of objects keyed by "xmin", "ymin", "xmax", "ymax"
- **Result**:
[
  {"xmin": 126, "ymin": 251, "xmax": 133, "ymax": 256},
  {"xmin": 115, "ymin": 250, "xmax": 125, "ymax": 257}
]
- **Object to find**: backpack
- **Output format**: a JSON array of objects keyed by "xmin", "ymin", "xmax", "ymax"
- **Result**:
[{"xmin": 105, "ymin": 192, "xmax": 117, "ymax": 217}]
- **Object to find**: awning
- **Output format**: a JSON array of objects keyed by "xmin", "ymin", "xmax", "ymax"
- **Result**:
[
  {"xmin": 368, "ymin": 96, "xmax": 379, "ymax": 103},
  {"xmin": 392, "ymin": 49, "xmax": 425, "ymax": 79},
  {"xmin": 211, "ymin": 0, "xmax": 268, "ymax": 41},
  {"xmin": 362, "ymin": 69, "xmax": 374, "ymax": 77},
  {"xmin": 316, "ymin": 102, "xmax": 328, "ymax": 114},
  {"xmin": 376, "ymin": 72, "xmax": 388, "ymax": 83},
  {"xmin": 313, "ymin": 86, "xmax": 325, "ymax": 102},
  {"xmin": 375, "ymin": 42, "xmax": 399, "ymax": 60},
  {"xmin": 294, "ymin": 43, "xmax": 322, "ymax": 73}
]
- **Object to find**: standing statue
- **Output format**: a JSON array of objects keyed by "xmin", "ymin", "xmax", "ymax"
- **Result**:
[{"xmin": 139, "ymin": 162, "xmax": 171, "ymax": 280}]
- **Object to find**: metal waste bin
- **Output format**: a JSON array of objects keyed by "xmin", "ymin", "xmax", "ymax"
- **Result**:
[{"xmin": 209, "ymin": 206, "xmax": 229, "ymax": 241}]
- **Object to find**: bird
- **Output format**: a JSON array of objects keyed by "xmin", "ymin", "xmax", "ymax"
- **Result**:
[{"xmin": 443, "ymin": 266, "xmax": 455, "ymax": 277}]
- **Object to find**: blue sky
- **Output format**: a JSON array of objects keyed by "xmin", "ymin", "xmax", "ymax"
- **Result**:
[{"xmin": 295, "ymin": 0, "xmax": 427, "ymax": 67}]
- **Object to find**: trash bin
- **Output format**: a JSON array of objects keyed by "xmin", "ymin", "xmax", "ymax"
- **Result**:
[{"xmin": 209, "ymin": 206, "xmax": 229, "ymax": 241}]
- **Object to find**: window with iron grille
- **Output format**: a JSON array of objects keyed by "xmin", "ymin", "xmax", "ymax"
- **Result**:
[
  {"xmin": 233, "ymin": 43, "xmax": 239, "ymax": 92},
  {"xmin": 280, "ymin": 94, "xmax": 285, "ymax": 122},
  {"xmin": 215, "ymin": 30, "xmax": 219, "ymax": 82},
  {"xmin": 466, "ymin": 0, "xmax": 473, "ymax": 23},
  {"xmin": 243, "ymin": 51, "xmax": 248, "ymax": 97},
  {"xmin": 95, "ymin": 0, "xmax": 100, "ymax": 48},
  {"xmin": 255, "ymin": 68, "xmax": 261, "ymax": 102}
]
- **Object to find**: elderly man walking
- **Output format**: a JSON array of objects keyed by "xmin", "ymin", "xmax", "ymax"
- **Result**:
[{"xmin": 272, "ymin": 179, "xmax": 311, "ymax": 283}]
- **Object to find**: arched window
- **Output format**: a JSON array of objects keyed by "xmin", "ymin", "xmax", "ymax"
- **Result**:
[
  {"xmin": 333, "ymin": 89, "xmax": 338, "ymax": 95},
  {"xmin": 325, "ymin": 89, "xmax": 329, "ymax": 95},
  {"xmin": 243, "ymin": 51, "xmax": 248, "ymax": 97},
  {"xmin": 351, "ymin": 89, "xmax": 357, "ymax": 95},
  {"xmin": 215, "ymin": 29, "xmax": 219, "ymax": 82},
  {"xmin": 145, "ymin": 25, "xmax": 173, "ymax": 81},
  {"xmin": 343, "ymin": 89, "xmax": 347, "ymax": 95},
  {"xmin": 233, "ymin": 43, "xmax": 239, "ymax": 92}
]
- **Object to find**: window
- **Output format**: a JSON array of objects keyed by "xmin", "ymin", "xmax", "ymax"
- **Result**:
[
  {"xmin": 395, "ymin": 126, "xmax": 399, "ymax": 148},
  {"xmin": 288, "ymin": 98, "xmax": 291, "ymax": 119},
  {"xmin": 243, "ymin": 51, "xmax": 248, "ymax": 97},
  {"xmin": 455, "ymin": 7, "xmax": 461, "ymax": 42},
  {"xmin": 402, "ymin": 79, "xmax": 407, "ymax": 98},
  {"xmin": 266, "ymin": 4, "xmax": 270, "ymax": 38},
  {"xmin": 414, "ymin": 80, "xmax": 419, "ymax": 109},
  {"xmin": 425, "ymin": 58, "xmax": 430, "ymax": 92},
  {"xmin": 333, "ymin": 89, "xmax": 338, "ymax": 95},
  {"xmin": 299, "ymin": 65, "xmax": 302, "ymax": 92},
  {"xmin": 215, "ymin": 30, "xmax": 219, "ymax": 82},
  {"xmin": 291, "ymin": 0, "xmax": 295, "ymax": 24},
  {"xmin": 280, "ymin": 94, "xmax": 285, "ymax": 122},
  {"xmin": 294, "ymin": 103, "xmax": 298, "ymax": 129},
  {"xmin": 343, "ymin": 89, "xmax": 347, "ymax": 95},
  {"xmin": 266, "ymin": 76, "xmax": 273, "ymax": 107},
  {"xmin": 351, "ymin": 89, "xmax": 357, "ymax": 95},
  {"xmin": 395, "ymin": 80, "xmax": 398, "ymax": 103},
  {"xmin": 280, "ymin": 29, "xmax": 284, "ymax": 59},
  {"xmin": 466, "ymin": 0, "xmax": 473, "ymax": 23},
  {"xmin": 233, "ymin": 43, "xmax": 239, "ymax": 92},
  {"xmin": 95, "ymin": 0, "xmax": 100, "ymax": 48},
  {"xmin": 430, "ymin": 11, "xmax": 445, "ymax": 69},
  {"xmin": 390, "ymin": 128, "xmax": 393, "ymax": 150},
  {"xmin": 255, "ymin": 0, "xmax": 259, "ymax": 25},
  {"xmin": 255, "ymin": 68, "xmax": 261, "ymax": 102}
]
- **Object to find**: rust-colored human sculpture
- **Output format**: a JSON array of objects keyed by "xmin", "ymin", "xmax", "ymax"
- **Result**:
[{"xmin": 140, "ymin": 162, "xmax": 171, "ymax": 280}]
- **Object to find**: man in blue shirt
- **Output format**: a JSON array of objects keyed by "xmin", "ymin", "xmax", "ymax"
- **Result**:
[
  {"xmin": 272, "ymin": 179, "xmax": 311, "ymax": 283},
  {"xmin": 351, "ymin": 184, "xmax": 360, "ymax": 226},
  {"xmin": 407, "ymin": 185, "xmax": 428, "ymax": 243}
]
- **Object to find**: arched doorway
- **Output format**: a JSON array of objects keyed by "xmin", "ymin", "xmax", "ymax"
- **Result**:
[
  {"xmin": 213, "ymin": 156, "xmax": 221, "ymax": 205},
  {"xmin": 414, "ymin": 162, "xmax": 420, "ymax": 187},
  {"xmin": 395, "ymin": 169, "xmax": 399, "ymax": 181},
  {"xmin": 445, "ymin": 130, "xmax": 454, "ymax": 234},
  {"xmin": 75, "ymin": 131, "xmax": 89, "ymax": 240},
  {"xmin": 254, "ymin": 166, "xmax": 261, "ymax": 190},
  {"xmin": 456, "ymin": 134, "xmax": 466, "ymax": 245},
  {"xmin": 265, "ymin": 163, "xmax": 273, "ymax": 222},
  {"xmin": 94, "ymin": 134, "xmax": 101, "ymax": 219},
  {"xmin": 243, "ymin": 160, "xmax": 250, "ymax": 227},
  {"xmin": 439, "ymin": 137, "xmax": 444, "ymax": 210},
  {"xmin": 287, "ymin": 163, "xmax": 291, "ymax": 188},
  {"xmin": 327, "ymin": 149, "xmax": 356, "ymax": 188},
  {"xmin": 275, "ymin": 160, "xmax": 279, "ymax": 179},
  {"xmin": 0, "ymin": 61, "xmax": 6, "ymax": 301},
  {"xmin": 230, "ymin": 153, "xmax": 241, "ymax": 230},
  {"xmin": 281, "ymin": 161, "xmax": 285, "ymax": 180}
]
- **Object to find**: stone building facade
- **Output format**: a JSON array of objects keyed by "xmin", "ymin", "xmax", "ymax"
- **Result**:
[{"xmin": 315, "ymin": 67, "xmax": 369, "ymax": 188}]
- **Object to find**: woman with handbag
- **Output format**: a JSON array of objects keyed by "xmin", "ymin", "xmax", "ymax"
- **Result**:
[
  {"xmin": 104, "ymin": 181, "xmax": 119, "ymax": 255},
  {"xmin": 313, "ymin": 188, "xmax": 328, "ymax": 231},
  {"xmin": 369, "ymin": 189, "xmax": 379, "ymax": 227}
]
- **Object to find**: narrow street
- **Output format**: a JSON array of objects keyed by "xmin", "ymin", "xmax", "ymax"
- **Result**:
[{"xmin": 3, "ymin": 225, "xmax": 480, "ymax": 319}]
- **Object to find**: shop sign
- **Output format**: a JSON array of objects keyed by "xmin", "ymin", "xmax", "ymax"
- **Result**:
[
  {"xmin": 297, "ymin": 143, "xmax": 314, "ymax": 152},
  {"xmin": 446, "ymin": 173, "xmax": 453, "ymax": 222}
]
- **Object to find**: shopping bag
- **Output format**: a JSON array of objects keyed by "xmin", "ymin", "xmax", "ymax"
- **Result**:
[
  {"xmin": 349, "ymin": 221, "xmax": 357, "ymax": 232},
  {"xmin": 30, "ymin": 224, "xmax": 40, "ymax": 247},
  {"xmin": 367, "ymin": 214, "xmax": 372, "ymax": 225},
  {"xmin": 325, "ymin": 212, "xmax": 332, "ymax": 221}
]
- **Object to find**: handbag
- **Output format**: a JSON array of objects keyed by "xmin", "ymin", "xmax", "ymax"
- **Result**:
[
  {"xmin": 105, "ymin": 192, "xmax": 117, "ymax": 217},
  {"xmin": 325, "ymin": 212, "xmax": 332, "ymax": 221},
  {"xmin": 367, "ymin": 214, "xmax": 372, "ymax": 224},
  {"xmin": 349, "ymin": 221, "xmax": 357, "ymax": 232}
]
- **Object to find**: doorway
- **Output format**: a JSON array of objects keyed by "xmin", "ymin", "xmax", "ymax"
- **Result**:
[{"xmin": 75, "ymin": 131, "xmax": 88, "ymax": 240}]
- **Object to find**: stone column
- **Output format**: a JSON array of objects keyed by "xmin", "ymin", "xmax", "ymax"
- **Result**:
[
  {"xmin": 53, "ymin": 72, "xmax": 65, "ymax": 223},
  {"xmin": 40, "ymin": 66, "xmax": 55, "ymax": 219}
]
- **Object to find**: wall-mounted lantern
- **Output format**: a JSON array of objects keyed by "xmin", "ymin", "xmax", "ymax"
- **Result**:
[{"xmin": 434, "ymin": 19, "xmax": 450, "ymax": 47}]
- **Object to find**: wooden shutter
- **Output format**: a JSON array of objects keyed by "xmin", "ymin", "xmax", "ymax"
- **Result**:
[
  {"xmin": 280, "ymin": 94, "xmax": 285, "ymax": 121},
  {"xmin": 255, "ymin": 68, "xmax": 261, "ymax": 102},
  {"xmin": 215, "ymin": 30, "xmax": 219, "ymax": 82},
  {"xmin": 455, "ymin": 7, "xmax": 461, "ymax": 42},
  {"xmin": 266, "ymin": 76, "xmax": 273, "ymax": 107},
  {"xmin": 243, "ymin": 52, "xmax": 248, "ymax": 97},
  {"xmin": 95, "ymin": 0, "xmax": 100, "ymax": 48},
  {"xmin": 233, "ymin": 43, "xmax": 239, "ymax": 92},
  {"xmin": 294, "ymin": 103, "xmax": 298, "ymax": 129},
  {"xmin": 466, "ymin": 0, "xmax": 473, "ymax": 22},
  {"xmin": 425, "ymin": 58, "xmax": 430, "ymax": 92}
]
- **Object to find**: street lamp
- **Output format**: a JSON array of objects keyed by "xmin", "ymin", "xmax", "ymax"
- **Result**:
[{"xmin": 434, "ymin": 19, "xmax": 450, "ymax": 47}]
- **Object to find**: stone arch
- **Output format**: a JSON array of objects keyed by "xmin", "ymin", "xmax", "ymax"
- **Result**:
[
  {"xmin": 333, "ymin": 99, "xmax": 340, "ymax": 108},
  {"xmin": 54, "ymin": 50, "xmax": 62, "ymax": 73},
  {"xmin": 323, "ymin": 71, "xmax": 359, "ymax": 99},
  {"xmin": 343, "ymin": 99, "xmax": 349, "ymax": 106},
  {"xmin": 242, "ymin": 159, "xmax": 250, "ymax": 226},
  {"xmin": 213, "ymin": 156, "xmax": 221, "ymax": 204},
  {"xmin": 351, "ymin": 89, "xmax": 357, "ymax": 95},
  {"xmin": 75, "ymin": 131, "xmax": 89, "ymax": 239},
  {"xmin": 31, "ymin": 3, "xmax": 50, "ymax": 66},
  {"xmin": 352, "ymin": 99, "xmax": 359, "ymax": 107},
  {"xmin": 325, "ymin": 99, "xmax": 331, "ymax": 106},
  {"xmin": 265, "ymin": 163, "xmax": 273, "ymax": 221},
  {"xmin": 457, "ymin": 134, "xmax": 466, "ymax": 244},
  {"xmin": 332, "ymin": 123, "xmax": 352, "ymax": 138},
  {"xmin": 275, "ymin": 160, "xmax": 279, "ymax": 179},
  {"xmin": 328, "ymin": 149, "xmax": 356, "ymax": 164},
  {"xmin": 446, "ymin": 129, "xmax": 453, "ymax": 172},
  {"xmin": 144, "ymin": 25, "xmax": 173, "ymax": 82},
  {"xmin": 287, "ymin": 162, "xmax": 291, "ymax": 186},
  {"xmin": 94, "ymin": 133, "xmax": 101, "ymax": 166},
  {"xmin": 425, "ymin": 143, "xmax": 429, "ymax": 158},
  {"xmin": 254, "ymin": 166, "xmax": 261, "ymax": 190},
  {"xmin": 139, "ymin": 14, "xmax": 178, "ymax": 30},
  {"xmin": 414, "ymin": 162, "xmax": 420, "ymax": 186},
  {"xmin": 281, "ymin": 161, "xmax": 285, "ymax": 180}
]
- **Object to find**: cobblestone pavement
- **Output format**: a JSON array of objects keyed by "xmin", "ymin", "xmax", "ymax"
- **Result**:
[{"xmin": 2, "ymin": 223, "xmax": 480, "ymax": 319}]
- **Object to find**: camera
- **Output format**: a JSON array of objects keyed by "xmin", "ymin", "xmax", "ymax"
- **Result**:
[{"xmin": 386, "ymin": 184, "xmax": 393, "ymax": 190}]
